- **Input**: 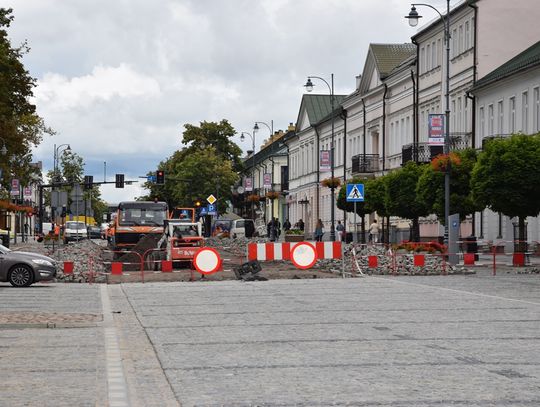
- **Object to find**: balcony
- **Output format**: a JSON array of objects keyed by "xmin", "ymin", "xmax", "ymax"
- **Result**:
[
  {"xmin": 351, "ymin": 154, "xmax": 379, "ymax": 174},
  {"xmin": 401, "ymin": 143, "xmax": 443, "ymax": 165}
]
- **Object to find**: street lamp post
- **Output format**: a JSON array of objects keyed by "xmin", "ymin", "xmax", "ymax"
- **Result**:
[
  {"xmin": 304, "ymin": 74, "xmax": 336, "ymax": 241},
  {"xmin": 53, "ymin": 143, "xmax": 71, "ymax": 183},
  {"xmin": 240, "ymin": 131, "xmax": 256, "ymax": 220},
  {"xmin": 253, "ymin": 120, "xmax": 276, "ymax": 240},
  {"xmin": 406, "ymin": 1, "xmax": 451, "ymax": 246}
]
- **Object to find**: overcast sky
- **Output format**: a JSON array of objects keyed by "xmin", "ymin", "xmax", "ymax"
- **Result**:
[{"xmin": 5, "ymin": 0, "xmax": 456, "ymax": 203}]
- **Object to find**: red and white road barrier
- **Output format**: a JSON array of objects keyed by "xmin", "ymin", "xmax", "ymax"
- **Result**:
[{"xmin": 247, "ymin": 241, "xmax": 342, "ymax": 268}]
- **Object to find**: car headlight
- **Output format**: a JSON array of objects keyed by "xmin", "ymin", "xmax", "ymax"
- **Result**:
[{"xmin": 32, "ymin": 259, "xmax": 54, "ymax": 267}]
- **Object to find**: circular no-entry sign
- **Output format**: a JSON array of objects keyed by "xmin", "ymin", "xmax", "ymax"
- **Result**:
[
  {"xmin": 193, "ymin": 247, "xmax": 221, "ymax": 275},
  {"xmin": 291, "ymin": 242, "xmax": 317, "ymax": 269}
]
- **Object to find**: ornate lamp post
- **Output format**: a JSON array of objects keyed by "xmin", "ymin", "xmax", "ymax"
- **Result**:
[
  {"xmin": 304, "ymin": 74, "xmax": 336, "ymax": 241},
  {"xmin": 240, "ymin": 131, "xmax": 256, "ymax": 220},
  {"xmin": 406, "ymin": 1, "xmax": 451, "ymax": 246}
]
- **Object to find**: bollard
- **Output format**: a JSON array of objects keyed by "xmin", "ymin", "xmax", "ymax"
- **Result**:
[{"xmin": 463, "ymin": 253, "xmax": 475, "ymax": 265}]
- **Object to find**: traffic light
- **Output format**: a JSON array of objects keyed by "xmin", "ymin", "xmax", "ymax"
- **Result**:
[
  {"xmin": 156, "ymin": 170, "xmax": 165, "ymax": 185},
  {"xmin": 84, "ymin": 175, "xmax": 93, "ymax": 190},
  {"xmin": 195, "ymin": 200, "xmax": 201, "ymax": 207},
  {"xmin": 115, "ymin": 173, "xmax": 124, "ymax": 188}
]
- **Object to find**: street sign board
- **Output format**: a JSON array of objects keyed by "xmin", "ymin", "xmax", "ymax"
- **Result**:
[
  {"xmin": 199, "ymin": 206, "xmax": 208, "ymax": 215},
  {"xmin": 147, "ymin": 175, "xmax": 156, "ymax": 183},
  {"xmin": 320, "ymin": 150, "xmax": 331, "ymax": 172},
  {"xmin": 10, "ymin": 179, "xmax": 19, "ymax": 196},
  {"xmin": 291, "ymin": 242, "xmax": 317, "ymax": 270},
  {"xmin": 245, "ymin": 177, "xmax": 253, "ymax": 192},
  {"xmin": 207, "ymin": 194, "xmax": 216, "ymax": 204},
  {"xmin": 346, "ymin": 183, "xmax": 364, "ymax": 202},
  {"xmin": 193, "ymin": 247, "xmax": 221, "ymax": 275},
  {"xmin": 207, "ymin": 204, "xmax": 217, "ymax": 216},
  {"xmin": 263, "ymin": 173, "xmax": 272, "ymax": 188}
]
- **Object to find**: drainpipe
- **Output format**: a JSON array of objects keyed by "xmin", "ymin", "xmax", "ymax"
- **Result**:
[
  {"xmin": 361, "ymin": 98, "xmax": 367, "ymax": 243},
  {"xmin": 340, "ymin": 108, "xmax": 348, "ymax": 227},
  {"xmin": 382, "ymin": 83, "xmax": 388, "ymax": 171},
  {"xmin": 468, "ymin": 0, "xmax": 478, "ymax": 149},
  {"xmin": 411, "ymin": 69, "xmax": 418, "ymax": 163},
  {"xmin": 314, "ymin": 126, "xmax": 321, "ymax": 229}
]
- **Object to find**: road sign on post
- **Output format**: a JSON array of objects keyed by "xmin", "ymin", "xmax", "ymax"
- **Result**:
[
  {"xmin": 207, "ymin": 194, "xmax": 216, "ymax": 205},
  {"xmin": 346, "ymin": 183, "xmax": 365, "ymax": 243},
  {"xmin": 207, "ymin": 204, "xmax": 217, "ymax": 216}
]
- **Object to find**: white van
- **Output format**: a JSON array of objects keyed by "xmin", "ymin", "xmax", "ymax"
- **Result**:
[
  {"xmin": 63, "ymin": 221, "xmax": 87, "ymax": 243},
  {"xmin": 230, "ymin": 219, "xmax": 255, "ymax": 239}
]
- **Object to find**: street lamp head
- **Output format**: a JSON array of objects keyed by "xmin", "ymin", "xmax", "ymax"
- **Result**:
[
  {"xmin": 304, "ymin": 78, "xmax": 314, "ymax": 92},
  {"xmin": 66, "ymin": 144, "xmax": 71, "ymax": 151},
  {"xmin": 405, "ymin": 5, "xmax": 422, "ymax": 27},
  {"xmin": 240, "ymin": 134, "xmax": 245, "ymax": 142},
  {"xmin": 253, "ymin": 123, "xmax": 259, "ymax": 133}
]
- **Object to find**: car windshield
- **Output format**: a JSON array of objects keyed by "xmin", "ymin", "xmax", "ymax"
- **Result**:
[
  {"xmin": 119, "ymin": 208, "xmax": 167, "ymax": 226},
  {"xmin": 66, "ymin": 222, "xmax": 86, "ymax": 230}
]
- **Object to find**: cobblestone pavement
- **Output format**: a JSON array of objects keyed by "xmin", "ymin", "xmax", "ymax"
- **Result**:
[{"xmin": 1, "ymin": 271, "xmax": 540, "ymax": 406}]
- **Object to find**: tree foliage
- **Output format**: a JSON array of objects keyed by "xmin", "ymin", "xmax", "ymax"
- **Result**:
[
  {"xmin": 143, "ymin": 120, "xmax": 242, "ymax": 214},
  {"xmin": 471, "ymin": 134, "xmax": 540, "ymax": 219},
  {"xmin": 385, "ymin": 162, "xmax": 430, "ymax": 240},
  {"xmin": 417, "ymin": 148, "xmax": 482, "ymax": 223},
  {"xmin": 0, "ymin": 8, "xmax": 54, "ymax": 188}
]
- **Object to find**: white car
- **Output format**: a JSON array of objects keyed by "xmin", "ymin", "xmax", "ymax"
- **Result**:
[{"xmin": 63, "ymin": 221, "xmax": 87, "ymax": 243}]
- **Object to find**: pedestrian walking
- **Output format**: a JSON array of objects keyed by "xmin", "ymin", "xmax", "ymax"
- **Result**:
[
  {"xmin": 336, "ymin": 220, "xmax": 345, "ymax": 242},
  {"xmin": 369, "ymin": 219, "xmax": 379, "ymax": 243},
  {"xmin": 314, "ymin": 219, "xmax": 324, "ymax": 242},
  {"xmin": 283, "ymin": 219, "xmax": 291, "ymax": 232},
  {"xmin": 297, "ymin": 219, "xmax": 304, "ymax": 231}
]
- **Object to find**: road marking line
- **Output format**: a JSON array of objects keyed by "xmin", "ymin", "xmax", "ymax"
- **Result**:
[
  {"xmin": 100, "ymin": 285, "xmax": 131, "ymax": 406},
  {"xmin": 372, "ymin": 276, "xmax": 540, "ymax": 306}
]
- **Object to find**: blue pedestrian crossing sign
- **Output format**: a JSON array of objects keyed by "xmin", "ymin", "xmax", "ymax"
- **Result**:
[
  {"xmin": 346, "ymin": 183, "xmax": 364, "ymax": 202},
  {"xmin": 199, "ymin": 206, "xmax": 208, "ymax": 215}
]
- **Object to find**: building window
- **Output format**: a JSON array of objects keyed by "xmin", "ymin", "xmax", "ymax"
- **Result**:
[
  {"xmin": 465, "ymin": 21, "xmax": 470, "ymax": 49},
  {"xmin": 457, "ymin": 97, "xmax": 462, "ymax": 133},
  {"xmin": 534, "ymin": 87, "xmax": 540, "ymax": 132},
  {"xmin": 488, "ymin": 104, "xmax": 494, "ymax": 136},
  {"xmin": 509, "ymin": 97, "xmax": 516, "ymax": 133},
  {"xmin": 497, "ymin": 100, "xmax": 504, "ymax": 134},
  {"xmin": 452, "ymin": 100, "xmax": 456, "ymax": 133},
  {"xmin": 437, "ymin": 39, "xmax": 441, "ymax": 66},
  {"xmin": 426, "ymin": 44, "xmax": 431, "ymax": 71},
  {"xmin": 479, "ymin": 106, "xmax": 485, "ymax": 139},
  {"xmin": 522, "ymin": 91, "xmax": 529, "ymax": 133},
  {"xmin": 458, "ymin": 25, "xmax": 463, "ymax": 54},
  {"xmin": 420, "ymin": 47, "xmax": 425, "ymax": 74},
  {"xmin": 452, "ymin": 28, "xmax": 457, "ymax": 58},
  {"xmin": 497, "ymin": 213, "xmax": 503, "ymax": 239},
  {"xmin": 431, "ymin": 41, "xmax": 436, "ymax": 69}
]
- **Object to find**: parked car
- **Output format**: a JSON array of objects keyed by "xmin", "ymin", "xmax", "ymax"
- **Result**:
[
  {"xmin": 230, "ymin": 219, "xmax": 255, "ymax": 238},
  {"xmin": 0, "ymin": 244, "xmax": 57, "ymax": 287},
  {"xmin": 87, "ymin": 225, "xmax": 101, "ymax": 239},
  {"xmin": 63, "ymin": 221, "xmax": 87, "ymax": 243}
]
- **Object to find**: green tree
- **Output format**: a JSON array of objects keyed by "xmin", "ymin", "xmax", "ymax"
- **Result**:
[
  {"xmin": 181, "ymin": 120, "xmax": 243, "ymax": 172},
  {"xmin": 417, "ymin": 148, "xmax": 482, "ymax": 224},
  {"xmin": 0, "ymin": 8, "xmax": 54, "ymax": 189},
  {"xmin": 385, "ymin": 162, "xmax": 430, "ymax": 241},
  {"xmin": 471, "ymin": 134, "xmax": 540, "ymax": 249},
  {"xmin": 144, "ymin": 120, "xmax": 243, "ymax": 213}
]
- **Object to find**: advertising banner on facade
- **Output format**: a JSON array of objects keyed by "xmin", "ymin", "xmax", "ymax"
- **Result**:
[
  {"xmin": 428, "ymin": 114, "xmax": 445, "ymax": 145},
  {"xmin": 245, "ymin": 177, "xmax": 253, "ymax": 192},
  {"xmin": 320, "ymin": 150, "xmax": 331, "ymax": 172},
  {"xmin": 23, "ymin": 186, "xmax": 32, "ymax": 199},
  {"xmin": 10, "ymin": 179, "xmax": 20, "ymax": 196},
  {"xmin": 263, "ymin": 173, "xmax": 272, "ymax": 188}
]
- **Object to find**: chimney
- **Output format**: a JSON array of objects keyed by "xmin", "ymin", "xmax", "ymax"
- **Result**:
[{"xmin": 287, "ymin": 122, "xmax": 296, "ymax": 132}]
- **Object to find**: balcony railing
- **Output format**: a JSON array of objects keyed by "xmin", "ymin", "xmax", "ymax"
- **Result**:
[
  {"xmin": 351, "ymin": 154, "xmax": 379, "ymax": 174},
  {"xmin": 401, "ymin": 143, "xmax": 443, "ymax": 165}
]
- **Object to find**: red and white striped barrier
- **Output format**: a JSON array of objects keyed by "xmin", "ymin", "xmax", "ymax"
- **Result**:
[{"xmin": 247, "ymin": 241, "xmax": 342, "ymax": 262}]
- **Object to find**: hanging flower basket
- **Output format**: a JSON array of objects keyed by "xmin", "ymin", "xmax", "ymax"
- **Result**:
[
  {"xmin": 0, "ymin": 201, "xmax": 33, "ymax": 214},
  {"xmin": 266, "ymin": 191, "xmax": 280, "ymax": 200},
  {"xmin": 321, "ymin": 177, "xmax": 341, "ymax": 188},
  {"xmin": 247, "ymin": 194, "xmax": 262, "ymax": 202},
  {"xmin": 431, "ymin": 153, "xmax": 461, "ymax": 172}
]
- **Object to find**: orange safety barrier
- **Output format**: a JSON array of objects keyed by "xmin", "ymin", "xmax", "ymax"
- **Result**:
[
  {"xmin": 368, "ymin": 256, "xmax": 378, "ymax": 268},
  {"xmin": 463, "ymin": 253, "xmax": 476, "ymax": 265},
  {"xmin": 161, "ymin": 260, "xmax": 173, "ymax": 272},
  {"xmin": 413, "ymin": 254, "xmax": 425, "ymax": 267},
  {"xmin": 111, "ymin": 262, "xmax": 123, "ymax": 275},
  {"xmin": 63, "ymin": 261, "xmax": 74, "ymax": 274}
]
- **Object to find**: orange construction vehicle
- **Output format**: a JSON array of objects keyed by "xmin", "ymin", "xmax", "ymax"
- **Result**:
[
  {"xmin": 150, "ymin": 219, "xmax": 204, "ymax": 269},
  {"xmin": 110, "ymin": 201, "xmax": 168, "ymax": 252}
]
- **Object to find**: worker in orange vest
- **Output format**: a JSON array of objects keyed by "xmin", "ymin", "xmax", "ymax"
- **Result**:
[{"xmin": 54, "ymin": 223, "xmax": 60, "ymax": 237}]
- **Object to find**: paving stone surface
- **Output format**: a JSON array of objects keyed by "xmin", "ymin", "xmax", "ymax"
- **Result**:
[
  {"xmin": 121, "ymin": 275, "xmax": 540, "ymax": 406},
  {"xmin": 1, "ymin": 272, "xmax": 540, "ymax": 406}
]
